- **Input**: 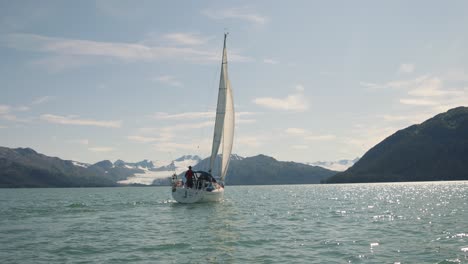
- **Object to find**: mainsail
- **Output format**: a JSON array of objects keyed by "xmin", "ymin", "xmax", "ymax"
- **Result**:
[{"xmin": 209, "ymin": 33, "xmax": 235, "ymax": 181}]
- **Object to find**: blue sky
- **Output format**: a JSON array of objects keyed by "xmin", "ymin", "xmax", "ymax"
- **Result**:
[{"xmin": 1, "ymin": 0, "xmax": 468, "ymax": 164}]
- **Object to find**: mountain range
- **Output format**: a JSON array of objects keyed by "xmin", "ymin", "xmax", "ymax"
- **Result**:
[{"xmin": 0, "ymin": 147, "xmax": 337, "ymax": 187}]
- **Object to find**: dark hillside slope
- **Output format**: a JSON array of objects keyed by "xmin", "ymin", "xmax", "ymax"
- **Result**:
[{"xmin": 325, "ymin": 107, "xmax": 468, "ymax": 183}]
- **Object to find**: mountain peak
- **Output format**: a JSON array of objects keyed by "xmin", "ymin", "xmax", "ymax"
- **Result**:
[
  {"xmin": 174, "ymin": 155, "xmax": 201, "ymax": 162},
  {"xmin": 15, "ymin": 147, "xmax": 38, "ymax": 155}
]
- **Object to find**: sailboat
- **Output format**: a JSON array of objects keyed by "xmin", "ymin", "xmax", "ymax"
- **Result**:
[{"xmin": 171, "ymin": 33, "xmax": 235, "ymax": 203}]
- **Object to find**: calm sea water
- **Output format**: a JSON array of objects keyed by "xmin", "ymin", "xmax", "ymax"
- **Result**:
[{"xmin": 1, "ymin": 182, "xmax": 467, "ymax": 263}]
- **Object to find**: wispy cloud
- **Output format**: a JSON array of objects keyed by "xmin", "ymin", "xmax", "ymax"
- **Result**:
[
  {"xmin": 362, "ymin": 74, "xmax": 468, "ymax": 113},
  {"xmin": 0, "ymin": 105, "xmax": 10, "ymax": 115},
  {"xmin": 78, "ymin": 139, "xmax": 89, "ymax": 145},
  {"xmin": 14, "ymin": 106, "xmax": 30, "ymax": 111},
  {"xmin": 382, "ymin": 113, "xmax": 433, "ymax": 124},
  {"xmin": 0, "ymin": 104, "xmax": 31, "ymax": 123},
  {"xmin": 285, "ymin": 127, "xmax": 336, "ymax": 141},
  {"xmin": 153, "ymin": 138, "xmax": 212, "ymax": 153},
  {"xmin": 162, "ymin": 32, "xmax": 211, "ymax": 46},
  {"xmin": 69, "ymin": 139, "xmax": 89, "ymax": 145},
  {"xmin": 254, "ymin": 86, "xmax": 308, "ymax": 111},
  {"xmin": 235, "ymin": 136, "xmax": 263, "ymax": 148},
  {"xmin": 152, "ymin": 75, "xmax": 183, "ymax": 87},
  {"xmin": 285, "ymin": 128, "xmax": 306, "ymax": 135},
  {"xmin": 305, "ymin": 134, "xmax": 336, "ymax": 141},
  {"xmin": 398, "ymin": 63, "xmax": 415, "ymax": 74},
  {"xmin": 360, "ymin": 75, "xmax": 430, "ymax": 90},
  {"xmin": 127, "ymin": 135, "xmax": 165, "ymax": 143},
  {"xmin": 202, "ymin": 7, "xmax": 267, "ymax": 25},
  {"xmin": 40, "ymin": 114, "xmax": 122, "ymax": 128},
  {"xmin": 153, "ymin": 111, "xmax": 214, "ymax": 120},
  {"xmin": 32, "ymin": 95, "xmax": 54, "ymax": 105},
  {"xmin": 88, "ymin": 147, "xmax": 114, "ymax": 152},
  {"xmin": 2, "ymin": 33, "xmax": 252, "ymax": 66},
  {"xmin": 263, "ymin": 58, "xmax": 279, "ymax": 65},
  {"xmin": 399, "ymin": 98, "xmax": 439, "ymax": 106},
  {"xmin": 291, "ymin": 145, "xmax": 309, "ymax": 150},
  {"xmin": 153, "ymin": 111, "xmax": 255, "ymax": 121}
]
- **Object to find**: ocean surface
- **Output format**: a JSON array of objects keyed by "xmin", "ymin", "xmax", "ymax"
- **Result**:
[{"xmin": 1, "ymin": 182, "xmax": 467, "ymax": 263}]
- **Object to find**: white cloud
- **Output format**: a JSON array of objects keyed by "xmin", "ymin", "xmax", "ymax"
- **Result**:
[
  {"xmin": 0, "ymin": 106, "xmax": 31, "ymax": 123},
  {"xmin": 153, "ymin": 111, "xmax": 214, "ymax": 120},
  {"xmin": 0, "ymin": 105, "xmax": 10, "ymax": 114},
  {"xmin": 263, "ymin": 58, "xmax": 279, "ymax": 64},
  {"xmin": 153, "ymin": 75, "xmax": 183, "ymax": 87},
  {"xmin": 382, "ymin": 113, "xmax": 433, "ymax": 124},
  {"xmin": 154, "ymin": 139, "xmax": 212, "ymax": 153},
  {"xmin": 166, "ymin": 121, "xmax": 214, "ymax": 131},
  {"xmin": 285, "ymin": 127, "xmax": 336, "ymax": 141},
  {"xmin": 319, "ymin": 71, "xmax": 333, "ymax": 76},
  {"xmin": 406, "ymin": 77, "xmax": 462, "ymax": 97},
  {"xmin": 14, "ymin": 106, "xmax": 30, "ymax": 111},
  {"xmin": 398, "ymin": 63, "xmax": 415, "ymax": 74},
  {"xmin": 32, "ymin": 95, "xmax": 54, "ymax": 105},
  {"xmin": 153, "ymin": 111, "xmax": 255, "ymax": 121},
  {"xmin": 286, "ymin": 128, "xmax": 306, "ymax": 135},
  {"xmin": 88, "ymin": 147, "xmax": 114, "ymax": 152},
  {"xmin": 296, "ymin": 85, "xmax": 305, "ymax": 92},
  {"xmin": 2, "ymin": 33, "xmax": 252, "ymax": 65},
  {"xmin": 254, "ymin": 86, "xmax": 308, "ymax": 112},
  {"xmin": 162, "ymin": 33, "xmax": 210, "ymax": 46},
  {"xmin": 362, "ymin": 74, "xmax": 468, "ymax": 113},
  {"xmin": 79, "ymin": 139, "xmax": 89, "ymax": 145},
  {"xmin": 40, "ymin": 114, "xmax": 122, "ymax": 128},
  {"xmin": 237, "ymin": 118, "xmax": 256, "ymax": 124},
  {"xmin": 127, "ymin": 135, "xmax": 163, "ymax": 143},
  {"xmin": 235, "ymin": 136, "xmax": 262, "ymax": 148},
  {"xmin": 399, "ymin": 98, "xmax": 439, "ymax": 106},
  {"xmin": 202, "ymin": 7, "xmax": 267, "ymax": 25},
  {"xmin": 68, "ymin": 139, "xmax": 90, "ymax": 145},
  {"xmin": 31, "ymin": 56, "xmax": 93, "ymax": 72},
  {"xmin": 254, "ymin": 93, "xmax": 308, "ymax": 111},
  {"xmin": 360, "ymin": 75, "xmax": 430, "ymax": 90},
  {"xmin": 291, "ymin": 145, "xmax": 309, "ymax": 150},
  {"xmin": 305, "ymin": 134, "xmax": 336, "ymax": 141}
]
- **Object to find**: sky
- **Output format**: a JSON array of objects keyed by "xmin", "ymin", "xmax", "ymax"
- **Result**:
[{"xmin": 1, "ymin": 0, "xmax": 468, "ymax": 165}]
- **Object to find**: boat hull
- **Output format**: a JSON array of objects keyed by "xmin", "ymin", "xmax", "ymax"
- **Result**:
[{"xmin": 172, "ymin": 187, "xmax": 224, "ymax": 204}]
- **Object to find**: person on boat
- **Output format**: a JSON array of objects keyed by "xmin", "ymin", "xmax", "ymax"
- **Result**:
[{"xmin": 185, "ymin": 166, "xmax": 194, "ymax": 188}]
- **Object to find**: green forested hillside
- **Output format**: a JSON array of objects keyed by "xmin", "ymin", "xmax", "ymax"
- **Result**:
[{"xmin": 325, "ymin": 107, "xmax": 468, "ymax": 183}]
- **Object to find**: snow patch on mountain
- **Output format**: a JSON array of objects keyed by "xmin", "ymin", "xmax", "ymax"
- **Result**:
[
  {"xmin": 117, "ymin": 155, "xmax": 202, "ymax": 185},
  {"xmin": 307, "ymin": 158, "xmax": 359, "ymax": 171},
  {"xmin": 72, "ymin": 161, "xmax": 90, "ymax": 168}
]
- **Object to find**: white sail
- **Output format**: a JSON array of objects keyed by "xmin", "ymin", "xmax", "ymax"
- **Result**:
[
  {"xmin": 210, "ymin": 34, "xmax": 229, "ymax": 175},
  {"xmin": 220, "ymin": 78, "xmax": 234, "ymax": 181}
]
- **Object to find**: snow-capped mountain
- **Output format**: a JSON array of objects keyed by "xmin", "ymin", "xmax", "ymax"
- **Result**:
[
  {"xmin": 307, "ymin": 158, "xmax": 360, "ymax": 171},
  {"xmin": 117, "ymin": 155, "xmax": 202, "ymax": 185},
  {"xmin": 114, "ymin": 159, "xmax": 155, "ymax": 169}
]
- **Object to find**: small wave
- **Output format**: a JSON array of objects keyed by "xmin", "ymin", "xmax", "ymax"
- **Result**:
[
  {"xmin": 438, "ymin": 259, "xmax": 462, "ymax": 264},
  {"xmin": 66, "ymin": 202, "xmax": 87, "ymax": 208}
]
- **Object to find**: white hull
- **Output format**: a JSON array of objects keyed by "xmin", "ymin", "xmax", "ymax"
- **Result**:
[{"xmin": 172, "ymin": 186, "xmax": 224, "ymax": 204}]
